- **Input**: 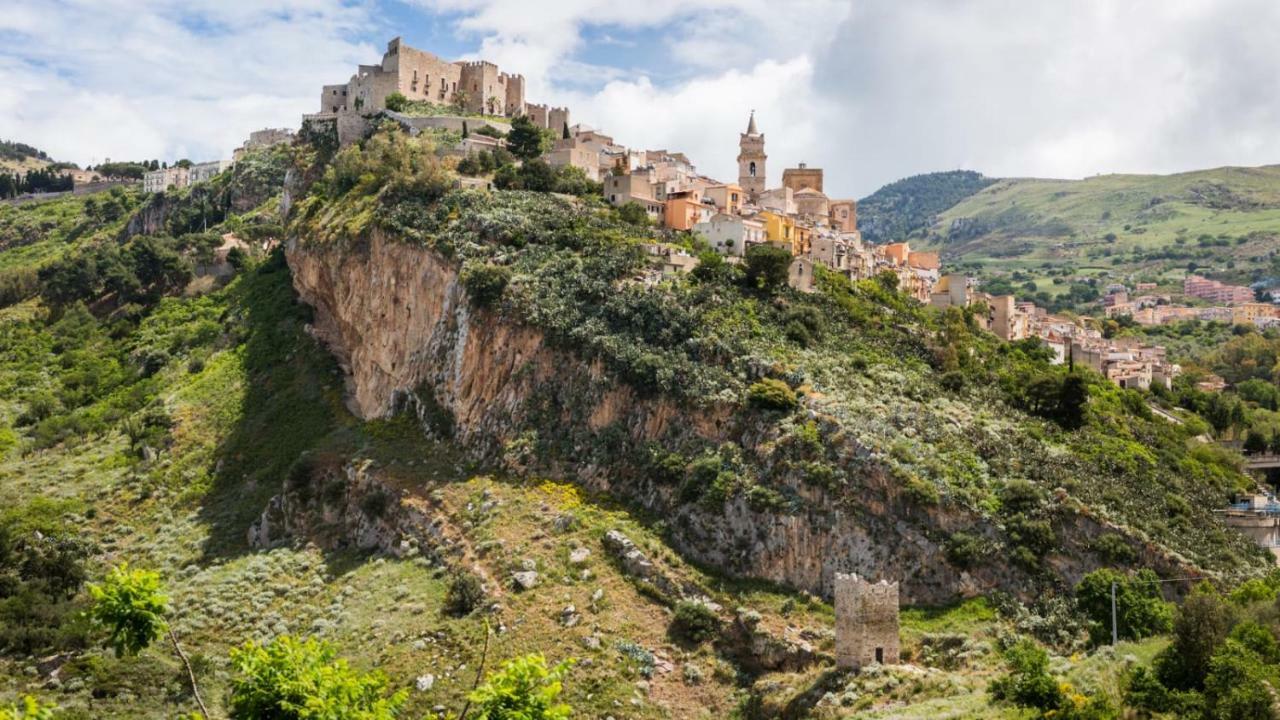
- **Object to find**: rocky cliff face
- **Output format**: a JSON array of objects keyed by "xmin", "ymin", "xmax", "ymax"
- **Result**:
[{"xmin": 286, "ymin": 232, "xmax": 1191, "ymax": 604}]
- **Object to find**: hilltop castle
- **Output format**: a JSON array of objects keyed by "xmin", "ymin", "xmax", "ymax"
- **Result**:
[{"xmin": 319, "ymin": 38, "xmax": 567, "ymax": 128}]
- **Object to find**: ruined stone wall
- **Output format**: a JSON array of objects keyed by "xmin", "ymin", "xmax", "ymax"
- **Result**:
[{"xmin": 834, "ymin": 574, "xmax": 900, "ymax": 671}]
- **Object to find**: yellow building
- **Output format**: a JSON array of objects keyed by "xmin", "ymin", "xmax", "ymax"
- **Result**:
[
  {"xmin": 793, "ymin": 221, "xmax": 814, "ymax": 256},
  {"xmin": 760, "ymin": 210, "xmax": 796, "ymax": 254}
]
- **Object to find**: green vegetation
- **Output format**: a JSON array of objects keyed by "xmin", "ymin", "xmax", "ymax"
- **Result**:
[
  {"xmin": 505, "ymin": 115, "xmax": 552, "ymax": 161},
  {"xmin": 228, "ymin": 635, "xmax": 406, "ymax": 720},
  {"xmin": 856, "ymin": 170, "xmax": 996, "ymax": 244},
  {"xmin": 669, "ymin": 601, "xmax": 721, "ymax": 645},
  {"xmin": 0, "ymin": 696, "xmax": 56, "ymax": 720},
  {"xmin": 87, "ymin": 563, "xmax": 168, "ymax": 658},
  {"xmin": 746, "ymin": 379, "xmax": 798, "ymax": 411},
  {"xmin": 468, "ymin": 654, "xmax": 574, "ymax": 720},
  {"xmin": 913, "ymin": 165, "xmax": 1280, "ymax": 311},
  {"xmin": 3, "ymin": 124, "xmax": 1280, "ymax": 718}
]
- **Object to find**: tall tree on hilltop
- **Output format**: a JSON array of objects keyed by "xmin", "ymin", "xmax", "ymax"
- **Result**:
[
  {"xmin": 507, "ymin": 115, "xmax": 551, "ymax": 161},
  {"xmin": 562, "ymin": 121, "xmax": 570, "ymax": 139}
]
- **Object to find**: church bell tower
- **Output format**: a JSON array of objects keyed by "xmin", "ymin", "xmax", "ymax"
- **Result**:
[{"xmin": 737, "ymin": 110, "xmax": 767, "ymax": 200}]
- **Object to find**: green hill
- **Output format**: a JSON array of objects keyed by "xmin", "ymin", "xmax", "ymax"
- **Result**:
[
  {"xmin": 918, "ymin": 166, "xmax": 1280, "ymax": 297},
  {"xmin": 856, "ymin": 170, "xmax": 996, "ymax": 245}
]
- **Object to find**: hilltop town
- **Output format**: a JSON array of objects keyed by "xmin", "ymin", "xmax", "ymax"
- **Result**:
[{"xmin": 288, "ymin": 37, "xmax": 1247, "ymax": 394}]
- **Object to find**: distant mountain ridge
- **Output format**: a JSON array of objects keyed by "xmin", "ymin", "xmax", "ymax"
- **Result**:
[{"xmin": 856, "ymin": 170, "xmax": 996, "ymax": 244}]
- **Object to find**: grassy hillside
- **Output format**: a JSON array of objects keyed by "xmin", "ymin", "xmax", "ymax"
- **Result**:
[
  {"xmin": 0, "ymin": 130, "xmax": 1276, "ymax": 718},
  {"xmin": 917, "ymin": 166, "xmax": 1280, "ymax": 304}
]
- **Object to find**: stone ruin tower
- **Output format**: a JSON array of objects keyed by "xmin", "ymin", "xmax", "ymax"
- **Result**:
[{"xmin": 834, "ymin": 573, "xmax": 900, "ymax": 671}]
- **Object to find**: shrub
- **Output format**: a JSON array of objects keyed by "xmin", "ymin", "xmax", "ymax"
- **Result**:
[
  {"xmin": 384, "ymin": 92, "xmax": 408, "ymax": 112},
  {"xmin": 460, "ymin": 262, "xmax": 512, "ymax": 308},
  {"xmin": 616, "ymin": 201, "xmax": 650, "ymax": 226},
  {"xmin": 989, "ymin": 638, "xmax": 1063, "ymax": 712},
  {"xmin": 228, "ymin": 635, "xmax": 406, "ymax": 720},
  {"xmin": 468, "ymin": 653, "xmax": 575, "ymax": 720},
  {"xmin": 944, "ymin": 531, "xmax": 985, "ymax": 568},
  {"xmin": 1155, "ymin": 583, "xmax": 1237, "ymax": 691},
  {"xmin": 443, "ymin": 571, "xmax": 485, "ymax": 617},
  {"xmin": 0, "ymin": 696, "xmax": 56, "ymax": 720},
  {"xmin": 670, "ymin": 601, "xmax": 722, "ymax": 644},
  {"xmin": 743, "ymin": 244, "xmax": 792, "ymax": 292},
  {"xmin": 1091, "ymin": 534, "xmax": 1135, "ymax": 564},
  {"xmin": 746, "ymin": 379, "xmax": 797, "ymax": 411},
  {"xmin": 1075, "ymin": 569, "xmax": 1172, "ymax": 646},
  {"xmin": 359, "ymin": 488, "xmax": 391, "ymax": 519},
  {"xmin": 87, "ymin": 563, "xmax": 168, "ymax": 658}
]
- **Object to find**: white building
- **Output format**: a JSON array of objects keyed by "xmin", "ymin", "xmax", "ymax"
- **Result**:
[
  {"xmin": 692, "ymin": 213, "xmax": 766, "ymax": 258},
  {"xmin": 189, "ymin": 160, "xmax": 232, "ymax": 184}
]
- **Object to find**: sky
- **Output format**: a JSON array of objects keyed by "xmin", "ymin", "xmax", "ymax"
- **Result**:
[{"xmin": 3, "ymin": 0, "xmax": 1280, "ymax": 198}]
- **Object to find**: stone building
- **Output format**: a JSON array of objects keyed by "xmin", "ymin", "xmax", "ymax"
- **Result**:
[
  {"xmin": 737, "ymin": 111, "xmax": 767, "ymax": 199},
  {"xmin": 834, "ymin": 573, "xmax": 900, "ymax": 671},
  {"xmin": 234, "ymin": 128, "xmax": 295, "ymax": 161},
  {"xmin": 525, "ymin": 103, "xmax": 571, "ymax": 132},
  {"xmin": 143, "ymin": 166, "xmax": 190, "ymax": 193},
  {"xmin": 829, "ymin": 199, "xmax": 857, "ymax": 233},
  {"xmin": 782, "ymin": 162, "xmax": 823, "ymax": 193},
  {"xmin": 319, "ymin": 37, "xmax": 527, "ymax": 118},
  {"xmin": 189, "ymin": 160, "xmax": 231, "ymax": 184}
]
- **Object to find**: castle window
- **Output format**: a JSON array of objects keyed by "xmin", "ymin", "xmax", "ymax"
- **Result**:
[
  {"xmin": 749, "ymin": 162, "xmax": 757, "ymax": 177},
  {"xmin": 875, "ymin": 648, "xmax": 884, "ymax": 664}
]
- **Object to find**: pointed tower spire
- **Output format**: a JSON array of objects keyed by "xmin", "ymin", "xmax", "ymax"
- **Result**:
[{"xmin": 746, "ymin": 110, "xmax": 758, "ymax": 135}]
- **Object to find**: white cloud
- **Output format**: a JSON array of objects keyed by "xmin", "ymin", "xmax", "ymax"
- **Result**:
[
  {"xmin": 0, "ymin": 0, "xmax": 381, "ymax": 166},
  {"xmin": 814, "ymin": 0, "xmax": 1280, "ymax": 194},
  {"xmin": 6, "ymin": 0, "xmax": 1280, "ymax": 199},
  {"xmin": 567, "ymin": 56, "xmax": 823, "ymax": 189}
]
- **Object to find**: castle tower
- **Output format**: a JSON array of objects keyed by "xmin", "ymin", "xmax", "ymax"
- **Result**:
[
  {"xmin": 737, "ymin": 111, "xmax": 767, "ymax": 200},
  {"xmin": 834, "ymin": 573, "xmax": 900, "ymax": 671}
]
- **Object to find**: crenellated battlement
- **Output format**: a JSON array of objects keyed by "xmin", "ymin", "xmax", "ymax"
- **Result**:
[{"xmin": 318, "ymin": 38, "xmax": 562, "ymax": 121}]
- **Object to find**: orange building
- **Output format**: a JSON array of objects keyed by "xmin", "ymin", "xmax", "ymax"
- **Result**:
[
  {"xmin": 663, "ymin": 189, "xmax": 706, "ymax": 231},
  {"xmin": 704, "ymin": 183, "xmax": 744, "ymax": 215}
]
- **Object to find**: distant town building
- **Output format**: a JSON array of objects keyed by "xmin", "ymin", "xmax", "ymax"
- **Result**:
[
  {"xmin": 234, "ymin": 128, "xmax": 294, "ymax": 161},
  {"xmin": 189, "ymin": 160, "xmax": 232, "ymax": 184},
  {"xmin": 143, "ymin": 166, "xmax": 190, "ymax": 193},
  {"xmin": 1184, "ymin": 274, "xmax": 1254, "ymax": 304},
  {"xmin": 737, "ymin": 111, "xmax": 767, "ymax": 200}
]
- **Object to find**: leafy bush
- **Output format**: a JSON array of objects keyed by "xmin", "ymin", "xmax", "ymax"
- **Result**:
[
  {"xmin": 468, "ymin": 653, "xmax": 575, "ymax": 720},
  {"xmin": 443, "ymin": 570, "xmax": 485, "ymax": 617},
  {"xmin": 670, "ymin": 601, "xmax": 721, "ymax": 644},
  {"xmin": 0, "ymin": 696, "xmax": 56, "ymax": 720},
  {"xmin": 460, "ymin": 262, "xmax": 512, "ymax": 308},
  {"xmin": 1155, "ymin": 583, "xmax": 1237, "ymax": 691},
  {"xmin": 743, "ymin": 244, "xmax": 792, "ymax": 292},
  {"xmin": 87, "ymin": 563, "xmax": 168, "ymax": 657},
  {"xmin": 384, "ymin": 92, "xmax": 408, "ymax": 112},
  {"xmin": 1075, "ymin": 569, "xmax": 1172, "ymax": 645},
  {"xmin": 0, "ymin": 501, "xmax": 92, "ymax": 655},
  {"xmin": 746, "ymin": 379, "xmax": 797, "ymax": 411},
  {"xmin": 989, "ymin": 638, "xmax": 1063, "ymax": 711},
  {"xmin": 228, "ymin": 635, "xmax": 406, "ymax": 720},
  {"xmin": 944, "ymin": 531, "xmax": 985, "ymax": 568}
]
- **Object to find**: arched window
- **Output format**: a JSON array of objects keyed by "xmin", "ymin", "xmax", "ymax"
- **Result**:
[{"xmin": 749, "ymin": 161, "xmax": 757, "ymax": 177}]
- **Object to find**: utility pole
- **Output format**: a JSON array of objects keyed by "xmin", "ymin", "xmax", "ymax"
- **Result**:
[{"xmin": 1111, "ymin": 581, "xmax": 1118, "ymax": 647}]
